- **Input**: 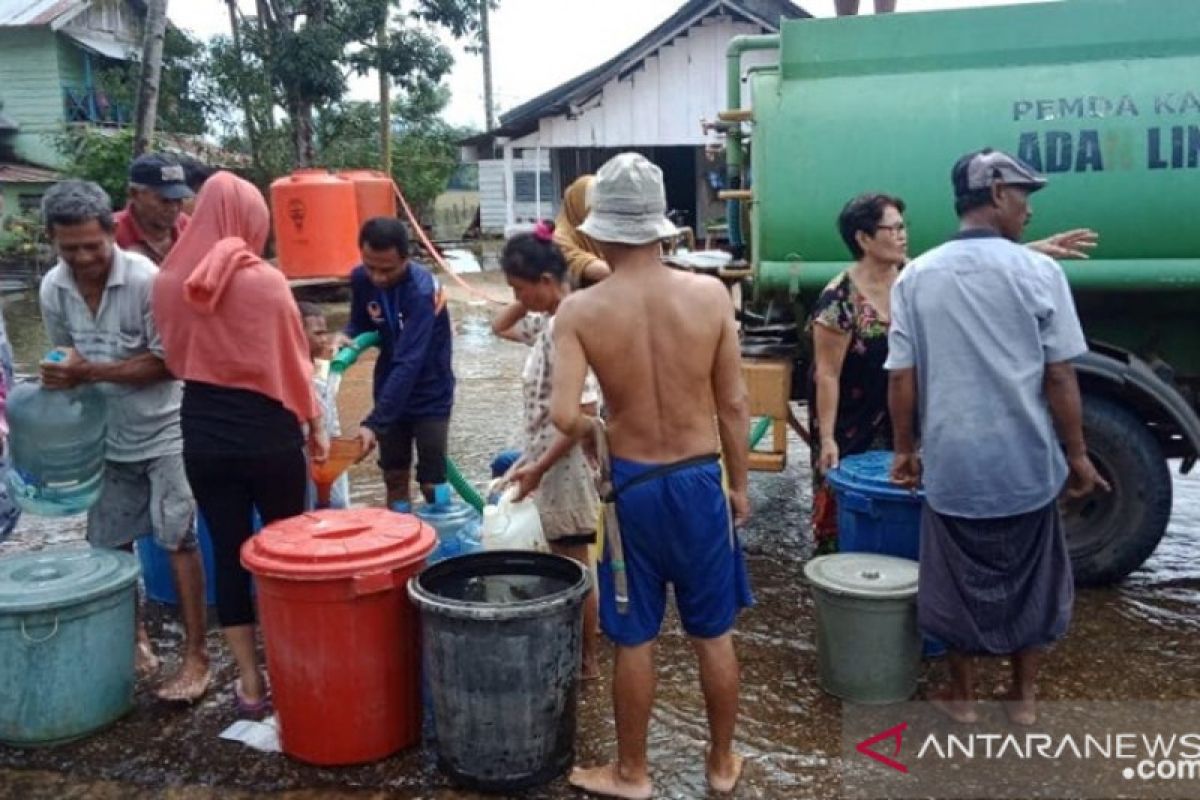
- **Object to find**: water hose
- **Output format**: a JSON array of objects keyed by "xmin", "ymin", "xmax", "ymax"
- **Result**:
[
  {"xmin": 390, "ymin": 182, "xmax": 508, "ymax": 305},
  {"xmin": 749, "ymin": 416, "xmax": 771, "ymax": 449},
  {"xmin": 330, "ymin": 331, "xmax": 485, "ymax": 512}
]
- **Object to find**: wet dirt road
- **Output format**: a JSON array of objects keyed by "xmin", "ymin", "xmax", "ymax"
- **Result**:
[{"xmin": 0, "ymin": 274, "xmax": 1197, "ymax": 799}]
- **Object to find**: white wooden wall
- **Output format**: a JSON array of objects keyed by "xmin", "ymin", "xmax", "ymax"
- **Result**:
[
  {"xmin": 479, "ymin": 151, "xmax": 556, "ymax": 234},
  {"xmin": 514, "ymin": 14, "xmax": 778, "ymax": 151}
]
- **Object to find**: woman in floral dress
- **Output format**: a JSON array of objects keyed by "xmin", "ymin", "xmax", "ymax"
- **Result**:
[{"xmin": 808, "ymin": 194, "xmax": 908, "ymax": 553}]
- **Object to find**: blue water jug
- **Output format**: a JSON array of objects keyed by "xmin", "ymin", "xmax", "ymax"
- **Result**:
[
  {"xmin": 6, "ymin": 351, "xmax": 107, "ymax": 516},
  {"xmin": 416, "ymin": 484, "xmax": 482, "ymax": 564}
]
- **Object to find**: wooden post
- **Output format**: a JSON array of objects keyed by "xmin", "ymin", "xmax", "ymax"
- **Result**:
[
  {"xmin": 379, "ymin": 25, "xmax": 392, "ymax": 174},
  {"xmin": 132, "ymin": 0, "xmax": 169, "ymax": 156},
  {"xmin": 480, "ymin": 0, "xmax": 495, "ymax": 130}
]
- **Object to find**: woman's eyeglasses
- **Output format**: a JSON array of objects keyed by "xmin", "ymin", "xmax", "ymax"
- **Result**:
[{"xmin": 876, "ymin": 222, "xmax": 907, "ymax": 235}]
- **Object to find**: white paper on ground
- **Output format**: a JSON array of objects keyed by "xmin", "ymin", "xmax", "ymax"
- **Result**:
[{"xmin": 219, "ymin": 716, "xmax": 281, "ymax": 753}]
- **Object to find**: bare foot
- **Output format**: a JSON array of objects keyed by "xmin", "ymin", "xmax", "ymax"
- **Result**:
[
  {"xmin": 707, "ymin": 749, "xmax": 745, "ymax": 794},
  {"xmin": 929, "ymin": 688, "xmax": 978, "ymax": 724},
  {"xmin": 1003, "ymin": 689, "xmax": 1038, "ymax": 726},
  {"xmin": 156, "ymin": 657, "xmax": 212, "ymax": 703},
  {"xmin": 568, "ymin": 764, "xmax": 653, "ymax": 800},
  {"xmin": 135, "ymin": 637, "xmax": 160, "ymax": 678}
]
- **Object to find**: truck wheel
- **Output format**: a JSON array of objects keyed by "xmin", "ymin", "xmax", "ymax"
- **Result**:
[{"xmin": 1065, "ymin": 396, "xmax": 1172, "ymax": 586}]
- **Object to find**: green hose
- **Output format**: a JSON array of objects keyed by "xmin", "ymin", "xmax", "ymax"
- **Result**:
[
  {"xmin": 445, "ymin": 457, "xmax": 486, "ymax": 513},
  {"xmin": 749, "ymin": 416, "xmax": 772, "ymax": 449}
]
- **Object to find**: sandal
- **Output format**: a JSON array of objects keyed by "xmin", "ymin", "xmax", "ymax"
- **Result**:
[{"xmin": 233, "ymin": 677, "xmax": 272, "ymax": 717}]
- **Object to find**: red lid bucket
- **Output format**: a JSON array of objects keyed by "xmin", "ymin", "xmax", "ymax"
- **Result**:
[{"xmin": 242, "ymin": 509, "xmax": 435, "ymax": 765}]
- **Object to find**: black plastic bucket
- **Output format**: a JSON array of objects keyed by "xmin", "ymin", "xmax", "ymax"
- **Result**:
[{"xmin": 408, "ymin": 550, "xmax": 591, "ymax": 791}]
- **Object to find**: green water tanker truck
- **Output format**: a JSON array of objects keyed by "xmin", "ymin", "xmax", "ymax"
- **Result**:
[{"xmin": 724, "ymin": 0, "xmax": 1200, "ymax": 584}]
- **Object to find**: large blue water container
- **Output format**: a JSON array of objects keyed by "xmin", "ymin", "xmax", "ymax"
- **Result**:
[
  {"xmin": 416, "ymin": 485, "xmax": 483, "ymax": 565},
  {"xmin": 136, "ymin": 510, "xmax": 261, "ymax": 606},
  {"xmin": 6, "ymin": 360, "xmax": 107, "ymax": 516},
  {"xmin": 137, "ymin": 514, "xmax": 218, "ymax": 606},
  {"xmin": 825, "ymin": 451, "xmax": 922, "ymax": 561},
  {"xmin": 825, "ymin": 451, "xmax": 944, "ymax": 657},
  {"xmin": 0, "ymin": 547, "xmax": 140, "ymax": 745}
]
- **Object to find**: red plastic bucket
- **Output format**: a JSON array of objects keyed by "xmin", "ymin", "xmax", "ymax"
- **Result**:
[{"xmin": 241, "ymin": 509, "xmax": 435, "ymax": 765}]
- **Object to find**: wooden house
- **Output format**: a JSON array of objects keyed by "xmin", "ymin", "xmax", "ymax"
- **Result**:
[{"xmin": 461, "ymin": 0, "xmax": 810, "ymax": 237}]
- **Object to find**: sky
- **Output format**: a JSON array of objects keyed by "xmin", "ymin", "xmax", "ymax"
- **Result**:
[{"xmin": 169, "ymin": 0, "xmax": 1059, "ymax": 131}]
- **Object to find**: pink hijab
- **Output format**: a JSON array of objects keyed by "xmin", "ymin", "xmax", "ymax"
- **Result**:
[{"xmin": 154, "ymin": 171, "xmax": 318, "ymax": 425}]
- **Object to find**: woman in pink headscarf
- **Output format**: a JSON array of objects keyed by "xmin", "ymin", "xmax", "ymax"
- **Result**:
[{"xmin": 155, "ymin": 171, "xmax": 328, "ymax": 714}]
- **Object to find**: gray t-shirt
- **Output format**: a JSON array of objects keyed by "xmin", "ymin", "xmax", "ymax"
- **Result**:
[
  {"xmin": 40, "ymin": 246, "xmax": 183, "ymax": 462},
  {"xmin": 884, "ymin": 232, "xmax": 1087, "ymax": 518}
]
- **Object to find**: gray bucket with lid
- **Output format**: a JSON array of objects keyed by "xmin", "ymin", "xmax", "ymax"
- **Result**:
[
  {"xmin": 0, "ymin": 547, "xmax": 140, "ymax": 745},
  {"xmin": 804, "ymin": 553, "xmax": 920, "ymax": 704}
]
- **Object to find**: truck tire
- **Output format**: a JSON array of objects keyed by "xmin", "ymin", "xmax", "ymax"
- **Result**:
[{"xmin": 1065, "ymin": 396, "xmax": 1172, "ymax": 586}]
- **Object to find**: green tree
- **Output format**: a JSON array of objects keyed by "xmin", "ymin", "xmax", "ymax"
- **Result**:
[
  {"xmin": 227, "ymin": 1, "xmax": 490, "ymax": 167},
  {"xmin": 313, "ymin": 87, "xmax": 473, "ymax": 216},
  {"xmin": 54, "ymin": 128, "xmax": 142, "ymax": 208},
  {"xmin": 95, "ymin": 28, "xmax": 212, "ymax": 137}
]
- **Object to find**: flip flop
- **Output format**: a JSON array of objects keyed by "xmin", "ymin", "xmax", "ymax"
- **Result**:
[{"xmin": 233, "ymin": 677, "xmax": 272, "ymax": 717}]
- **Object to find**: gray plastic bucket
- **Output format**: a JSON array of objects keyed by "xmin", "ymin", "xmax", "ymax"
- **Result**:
[
  {"xmin": 409, "ymin": 550, "xmax": 590, "ymax": 791},
  {"xmin": 804, "ymin": 553, "xmax": 920, "ymax": 704}
]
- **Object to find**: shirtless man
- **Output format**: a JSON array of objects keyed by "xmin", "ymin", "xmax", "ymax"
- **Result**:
[{"xmin": 551, "ymin": 153, "xmax": 754, "ymax": 799}]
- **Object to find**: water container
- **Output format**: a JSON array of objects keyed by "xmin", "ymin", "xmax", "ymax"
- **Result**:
[
  {"xmin": 409, "ymin": 551, "xmax": 591, "ymax": 791},
  {"xmin": 339, "ymin": 169, "xmax": 397, "ymax": 228},
  {"xmin": 136, "ymin": 510, "xmax": 262, "ymax": 606},
  {"xmin": 805, "ymin": 553, "xmax": 920, "ymax": 704},
  {"xmin": 241, "ymin": 509, "xmax": 436, "ymax": 765},
  {"xmin": 825, "ymin": 450, "xmax": 945, "ymax": 657},
  {"xmin": 270, "ymin": 170, "xmax": 360, "ymax": 280},
  {"xmin": 481, "ymin": 487, "xmax": 547, "ymax": 552},
  {"xmin": 825, "ymin": 451, "xmax": 922, "ymax": 560},
  {"xmin": 417, "ymin": 484, "xmax": 483, "ymax": 564},
  {"xmin": 6, "ymin": 354, "xmax": 107, "ymax": 516},
  {"xmin": 0, "ymin": 547, "xmax": 140, "ymax": 745}
]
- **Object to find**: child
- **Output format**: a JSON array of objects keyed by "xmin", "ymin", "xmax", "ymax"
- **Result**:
[
  {"xmin": 299, "ymin": 302, "xmax": 350, "ymax": 509},
  {"xmin": 491, "ymin": 221, "xmax": 601, "ymax": 679}
]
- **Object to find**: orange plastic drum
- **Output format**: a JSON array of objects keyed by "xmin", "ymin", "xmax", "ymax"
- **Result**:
[
  {"xmin": 270, "ymin": 170, "xmax": 360, "ymax": 279},
  {"xmin": 340, "ymin": 169, "xmax": 397, "ymax": 227},
  {"xmin": 241, "ymin": 509, "xmax": 436, "ymax": 765}
]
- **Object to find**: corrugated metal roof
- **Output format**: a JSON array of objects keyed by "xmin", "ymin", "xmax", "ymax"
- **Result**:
[
  {"xmin": 0, "ymin": 0, "xmax": 86, "ymax": 28},
  {"xmin": 0, "ymin": 162, "xmax": 60, "ymax": 183}
]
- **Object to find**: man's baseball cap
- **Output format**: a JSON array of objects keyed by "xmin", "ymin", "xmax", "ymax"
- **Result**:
[
  {"xmin": 129, "ymin": 154, "xmax": 193, "ymax": 200},
  {"xmin": 951, "ymin": 148, "xmax": 1047, "ymax": 198}
]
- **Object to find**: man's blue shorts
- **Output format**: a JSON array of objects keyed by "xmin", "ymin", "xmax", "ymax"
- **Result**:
[{"xmin": 598, "ymin": 454, "xmax": 754, "ymax": 647}]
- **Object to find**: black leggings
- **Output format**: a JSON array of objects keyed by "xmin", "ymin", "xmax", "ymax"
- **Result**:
[{"xmin": 185, "ymin": 449, "xmax": 307, "ymax": 627}]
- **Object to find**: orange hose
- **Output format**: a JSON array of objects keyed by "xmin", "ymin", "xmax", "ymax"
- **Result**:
[{"xmin": 391, "ymin": 182, "xmax": 508, "ymax": 305}]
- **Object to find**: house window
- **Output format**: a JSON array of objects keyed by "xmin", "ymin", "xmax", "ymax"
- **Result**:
[
  {"xmin": 513, "ymin": 171, "xmax": 553, "ymax": 203},
  {"xmin": 17, "ymin": 193, "xmax": 44, "ymax": 215}
]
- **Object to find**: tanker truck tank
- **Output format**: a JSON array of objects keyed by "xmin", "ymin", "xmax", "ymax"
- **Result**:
[{"xmin": 728, "ymin": 0, "xmax": 1200, "ymax": 584}]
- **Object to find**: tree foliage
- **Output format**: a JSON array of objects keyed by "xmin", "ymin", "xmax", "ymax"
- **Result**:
[
  {"xmin": 96, "ymin": 28, "xmax": 211, "ymax": 136},
  {"xmin": 314, "ymin": 86, "xmax": 471, "ymax": 215},
  {"xmin": 230, "ymin": 0, "xmax": 489, "ymax": 166},
  {"xmin": 54, "ymin": 128, "xmax": 144, "ymax": 208}
]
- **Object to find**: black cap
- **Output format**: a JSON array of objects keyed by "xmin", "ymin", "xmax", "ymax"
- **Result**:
[
  {"xmin": 129, "ymin": 154, "xmax": 194, "ymax": 201},
  {"xmin": 952, "ymin": 148, "xmax": 1047, "ymax": 199}
]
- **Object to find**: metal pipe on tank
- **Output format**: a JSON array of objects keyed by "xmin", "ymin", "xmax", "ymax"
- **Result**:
[{"xmin": 723, "ymin": 35, "xmax": 779, "ymax": 260}]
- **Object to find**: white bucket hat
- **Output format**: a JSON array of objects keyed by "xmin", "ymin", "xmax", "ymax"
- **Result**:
[{"xmin": 578, "ymin": 153, "xmax": 678, "ymax": 245}]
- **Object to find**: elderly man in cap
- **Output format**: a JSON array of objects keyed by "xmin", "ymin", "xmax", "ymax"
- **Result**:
[
  {"xmin": 887, "ymin": 149, "xmax": 1109, "ymax": 726},
  {"xmin": 551, "ymin": 153, "xmax": 753, "ymax": 798},
  {"xmin": 114, "ymin": 153, "xmax": 192, "ymax": 265}
]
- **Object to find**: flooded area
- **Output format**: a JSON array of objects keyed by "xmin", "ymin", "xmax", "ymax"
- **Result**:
[{"xmin": 1, "ymin": 272, "xmax": 1198, "ymax": 799}]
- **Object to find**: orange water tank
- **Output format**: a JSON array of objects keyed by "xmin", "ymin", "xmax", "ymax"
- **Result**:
[
  {"xmin": 339, "ymin": 170, "xmax": 397, "ymax": 229},
  {"xmin": 270, "ymin": 170, "xmax": 360, "ymax": 280}
]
